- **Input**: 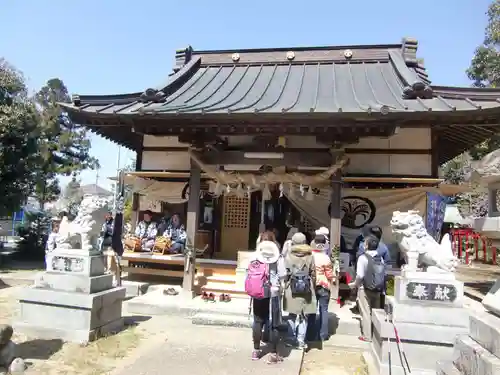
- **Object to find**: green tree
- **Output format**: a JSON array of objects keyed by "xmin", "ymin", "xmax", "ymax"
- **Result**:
[
  {"xmin": 33, "ymin": 78, "xmax": 99, "ymax": 208},
  {"xmin": 121, "ymin": 158, "xmax": 136, "ymax": 223},
  {"xmin": 466, "ymin": 0, "xmax": 500, "ymax": 159},
  {"xmin": 0, "ymin": 59, "xmax": 40, "ymax": 216},
  {"xmin": 61, "ymin": 176, "xmax": 83, "ymax": 216}
]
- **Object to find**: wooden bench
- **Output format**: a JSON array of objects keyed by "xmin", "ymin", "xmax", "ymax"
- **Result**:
[{"xmin": 121, "ymin": 252, "xmax": 237, "ymax": 282}]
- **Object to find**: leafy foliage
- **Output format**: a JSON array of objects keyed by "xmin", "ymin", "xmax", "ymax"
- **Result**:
[
  {"xmin": 61, "ymin": 176, "xmax": 83, "ymax": 217},
  {"xmin": 33, "ymin": 78, "xmax": 99, "ymax": 207},
  {"xmin": 466, "ymin": 0, "xmax": 500, "ymax": 158},
  {"xmin": 16, "ymin": 210, "xmax": 52, "ymax": 260},
  {"xmin": 0, "ymin": 59, "xmax": 40, "ymax": 216},
  {"xmin": 441, "ymin": 154, "xmax": 489, "ymax": 218}
]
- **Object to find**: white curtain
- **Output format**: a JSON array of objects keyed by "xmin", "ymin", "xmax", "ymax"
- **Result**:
[{"xmin": 286, "ymin": 187, "xmax": 427, "ymax": 250}]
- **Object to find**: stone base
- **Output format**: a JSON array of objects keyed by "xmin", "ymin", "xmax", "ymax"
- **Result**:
[
  {"xmin": 370, "ymin": 307, "xmax": 468, "ymax": 375},
  {"xmin": 393, "ymin": 274, "xmax": 464, "ymax": 307},
  {"xmin": 14, "ymin": 318, "xmax": 124, "ymax": 344},
  {"xmin": 34, "ymin": 272, "xmax": 113, "ymax": 294},
  {"xmin": 45, "ymin": 249, "xmax": 106, "ymax": 276},
  {"xmin": 482, "ymin": 279, "xmax": 500, "ymax": 317},
  {"xmin": 469, "ymin": 311, "xmax": 500, "ymax": 359},
  {"xmin": 15, "ymin": 286, "xmax": 126, "ymax": 344}
]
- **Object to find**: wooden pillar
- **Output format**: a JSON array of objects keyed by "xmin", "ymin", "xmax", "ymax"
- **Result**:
[
  {"xmin": 131, "ymin": 144, "xmax": 143, "ymax": 232},
  {"xmin": 182, "ymin": 160, "xmax": 200, "ymax": 297},
  {"xmin": 329, "ymin": 170, "xmax": 342, "ymax": 300}
]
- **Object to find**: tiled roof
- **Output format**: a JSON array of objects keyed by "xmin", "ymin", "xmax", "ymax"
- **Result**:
[{"xmin": 62, "ymin": 38, "xmax": 500, "ymax": 116}]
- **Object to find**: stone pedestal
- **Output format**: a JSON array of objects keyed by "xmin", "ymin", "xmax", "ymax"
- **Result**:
[
  {"xmin": 436, "ymin": 216, "xmax": 500, "ymax": 375},
  {"xmin": 370, "ymin": 272, "xmax": 468, "ymax": 375},
  {"xmin": 15, "ymin": 249, "xmax": 126, "ymax": 344}
]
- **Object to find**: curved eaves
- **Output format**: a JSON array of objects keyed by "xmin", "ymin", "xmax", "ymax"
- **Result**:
[{"xmin": 68, "ymin": 57, "xmax": 202, "ymax": 107}]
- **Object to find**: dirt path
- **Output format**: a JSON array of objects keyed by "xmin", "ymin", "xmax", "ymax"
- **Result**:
[
  {"xmin": 0, "ymin": 286, "xmax": 175, "ymax": 375},
  {"xmin": 301, "ymin": 348, "xmax": 367, "ymax": 375}
]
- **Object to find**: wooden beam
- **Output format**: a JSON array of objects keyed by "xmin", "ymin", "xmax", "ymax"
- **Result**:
[
  {"xmin": 345, "ymin": 148, "xmax": 431, "ymax": 155},
  {"xmin": 192, "ymin": 150, "xmax": 336, "ymax": 167},
  {"xmin": 329, "ymin": 170, "xmax": 342, "ymax": 301},
  {"xmin": 183, "ymin": 160, "xmax": 200, "ymax": 297}
]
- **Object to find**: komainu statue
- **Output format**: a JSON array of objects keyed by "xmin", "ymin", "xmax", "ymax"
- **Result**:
[
  {"xmin": 390, "ymin": 210, "xmax": 459, "ymax": 273},
  {"xmin": 56, "ymin": 195, "xmax": 110, "ymax": 252}
]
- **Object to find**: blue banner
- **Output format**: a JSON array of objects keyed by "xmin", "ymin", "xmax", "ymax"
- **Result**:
[{"xmin": 426, "ymin": 193, "xmax": 446, "ymax": 241}]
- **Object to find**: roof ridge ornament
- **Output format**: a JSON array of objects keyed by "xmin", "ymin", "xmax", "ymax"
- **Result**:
[
  {"xmin": 140, "ymin": 88, "xmax": 165, "ymax": 103},
  {"xmin": 171, "ymin": 46, "xmax": 194, "ymax": 75},
  {"xmin": 72, "ymin": 94, "xmax": 81, "ymax": 107},
  {"xmin": 401, "ymin": 37, "xmax": 419, "ymax": 66}
]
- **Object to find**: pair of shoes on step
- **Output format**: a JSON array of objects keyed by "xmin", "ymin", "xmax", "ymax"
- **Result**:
[
  {"xmin": 202, "ymin": 292, "xmax": 215, "ymax": 302},
  {"xmin": 218, "ymin": 293, "xmax": 231, "ymax": 302},
  {"xmin": 163, "ymin": 288, "xmax": 179, "ymax": 296}
]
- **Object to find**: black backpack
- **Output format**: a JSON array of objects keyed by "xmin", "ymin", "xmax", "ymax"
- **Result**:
[
  {"xmin": 289, "ymin": 263, "xmax": 312, "ymax": 295},
  {"xmin": 363, "ymin": 253, "xmax": 386, "ymax": 292}
]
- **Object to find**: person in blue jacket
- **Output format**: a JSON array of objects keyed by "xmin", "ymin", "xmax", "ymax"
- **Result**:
[{"xmin": 354, "ymin": 225, "xmax": 391, "ymax": 265}]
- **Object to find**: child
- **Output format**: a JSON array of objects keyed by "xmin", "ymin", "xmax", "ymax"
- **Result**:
[
  {"xmin": 308, "ymin": 234, "xmax": 335, "ymax": 342},
  {"xmin": 246, "ymin": 239, "xmax": 286, "ymax": 364}
]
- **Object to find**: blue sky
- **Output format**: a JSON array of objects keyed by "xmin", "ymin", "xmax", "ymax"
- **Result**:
[{"xmin": 1, "ymin": 0, "xmax": 492, "ymax": 190}]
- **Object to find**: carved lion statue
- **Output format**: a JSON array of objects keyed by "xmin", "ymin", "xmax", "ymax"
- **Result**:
[
  {"xmin": 390, "ymin": 210, "xmax": 459, "ymax": 273},
  {"xmin": 56, "ymin": 195, "xmax": 110, "ymax": 252}
]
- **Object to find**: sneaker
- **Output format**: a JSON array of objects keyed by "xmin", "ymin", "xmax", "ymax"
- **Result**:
[
  {"xmin": 266, "ymin": 354, "xmax": 282, "ymax": 364},
  {"xmin": 251, "ymin": 350, "xmax": 261, "ymax": 361}
]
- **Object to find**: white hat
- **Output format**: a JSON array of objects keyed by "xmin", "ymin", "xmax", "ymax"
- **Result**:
[
  {"xmin": 256, "ymin": 240, "xmax": 280, "ymax": 264},
  {"xmin": 315, "ymin": 226, "xmax": 329, "ymax": 236},
  {"xmin": 291, "ymin": 232, "xmax": 307, "ymax": 245}
]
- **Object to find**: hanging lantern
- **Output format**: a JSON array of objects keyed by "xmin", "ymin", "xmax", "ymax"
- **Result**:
[
  {"xmin": 299, "ymin": 184, "xmax": 305, "ymax": 196},
  {"xmin": 208, "ymin": 181, "xmax": 216, "ymax": 194},
  {"xmin": 279, "ymin": 183, "xmax": 284, "ymax": 198},
  {"xmin": 214, "ymin": 181, "xmax": 223, "ymax": 196},
  {"xmin": 235, "ymin": 184, "xmax": 244, "ymax": 198},
  {"xmin": 262, "ymin": 184, "xmax": 271, "ymax": 201},
  {"xmin": 305, "ymin": 186, "xmax": 314, "ymax": 201}
]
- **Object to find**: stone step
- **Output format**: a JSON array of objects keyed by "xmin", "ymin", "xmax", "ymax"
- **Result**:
[
  {"xmin": 200, "ymin": 282, "xmax": 247, "ymax": 298},
  {"xmin": 470, "ymin": 312, "xmax": 500, "ymax": 359},
  {"xmin": 121, "ymin": 280, "xmax": 150, "ymax": 298},
  {"xmin": 436, "ymin": 361, "xmax": 462, "ymax": 375},
  {"xmin": 452, "ymin": 335, "xmax": 500, "ymax": 375},
  {"xmin": 191, "ymin": 311, "xmax": 361, "ymax": 336}
]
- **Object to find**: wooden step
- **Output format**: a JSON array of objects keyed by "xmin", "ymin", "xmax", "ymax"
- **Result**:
[{"xmin": 198, "ymin": 275, "xmax": 237, "ymax": 285}]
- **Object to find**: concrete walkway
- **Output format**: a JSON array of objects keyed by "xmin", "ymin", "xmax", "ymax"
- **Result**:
[{"xmin": 112, "ymin": 320, "xmax": 303, "ymax": 375}]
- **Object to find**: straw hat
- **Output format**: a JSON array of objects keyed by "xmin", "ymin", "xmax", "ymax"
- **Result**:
[{"xmin": 255, "ymin": 240, "xmax": 281, "ymax": 264}]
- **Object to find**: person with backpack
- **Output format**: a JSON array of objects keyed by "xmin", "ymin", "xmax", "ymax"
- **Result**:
[
  {"xmin": 245, "ymin": 239, "xmax": 286, "ymax": 364},
  {"xmin": 349, "ymin": 234, "xmax": 386, "ymax": 341},
  {"xmin": 308, "ymin": 233, "xmax": 335, "ymax": 342},
  {"xmin": 283, "ymin": 232, "xmax": 316, "ymax": 350}
]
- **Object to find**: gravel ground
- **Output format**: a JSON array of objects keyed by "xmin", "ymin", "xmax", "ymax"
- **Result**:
[{"xmin": 301, "ymin": 348, "xmax": 368, "ymax": 375}]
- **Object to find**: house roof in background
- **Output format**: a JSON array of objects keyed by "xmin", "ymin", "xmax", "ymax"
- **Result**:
[{"xmin": 80, "ymin": 184, "xmax": 113, "ymax": 196}]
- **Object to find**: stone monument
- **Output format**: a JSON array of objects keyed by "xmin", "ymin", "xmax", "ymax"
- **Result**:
[
  {"xmin": 369, "ymin": 210, "xmax": 467, "ymax": 375},
  {"xmin": 437, "ymin": 150, "xmax": 500, "ymax": 375},
  {"xmin": 15, "ymin": 195, "xmax": 126, "ymax": 343}
]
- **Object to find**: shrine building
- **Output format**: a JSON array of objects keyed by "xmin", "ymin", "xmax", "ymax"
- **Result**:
[{"xmin": 61, "ymin": 37, "xmax": 500, "ymax": 295}]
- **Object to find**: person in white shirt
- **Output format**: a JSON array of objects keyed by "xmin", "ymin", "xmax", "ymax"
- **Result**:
[{"xmin": 46, "ymin": 222, "xmax": 60, "ymax": 253}]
